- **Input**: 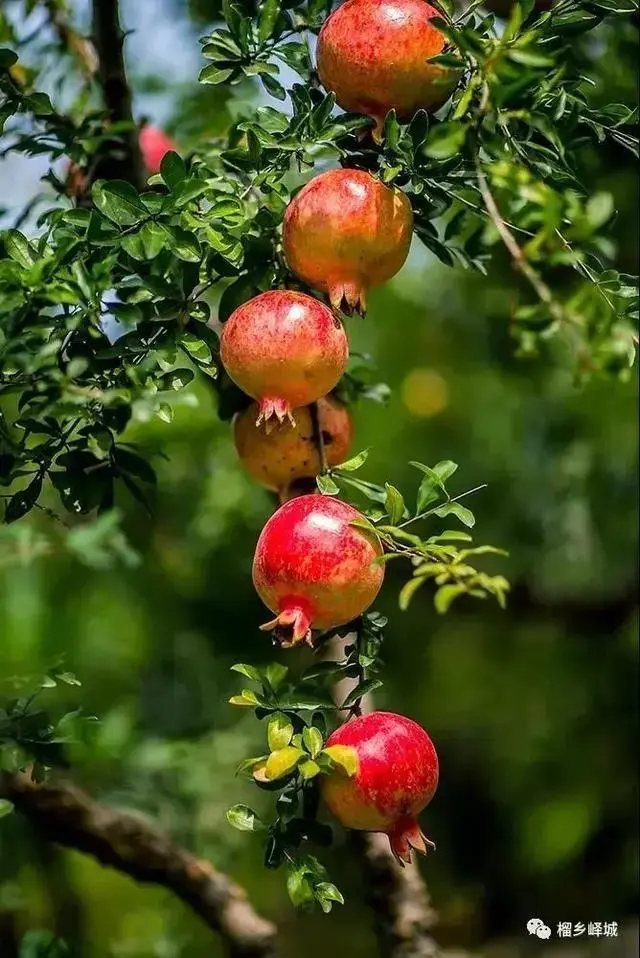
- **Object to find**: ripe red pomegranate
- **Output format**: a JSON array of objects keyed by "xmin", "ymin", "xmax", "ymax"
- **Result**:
[
  {"xmin": 317, "ymin": 0, "xmax": 455, "ymax": 137},
  {"xmin": 220, "ymin": 291, "xmax": 349, "ymax": 427},
  {"xmin": 234, "ymin": 397, "xmax": 352, "ymax": 495},
  {"xmin": 65, "ymin": 124, "xmax": 177, "ymax": 197},
  {"xmin": 252, "ymin": 494, "xmax": 384, "ymax": 646},
  {"xmin": 321, "ymin": 711, "xmax": 439, "ymax": 864},
  {"xmin": 138, "ymin": 124, "xmax": 177, "ymax": 175},
  {"xmin": 283, "ymin": 169, "xmax": 413, "ymax": 313}
]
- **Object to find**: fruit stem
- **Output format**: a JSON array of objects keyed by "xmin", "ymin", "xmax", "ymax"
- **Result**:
[{"xmin": 310, "ymin": 401, "xmax": 329, "ymax": 475}]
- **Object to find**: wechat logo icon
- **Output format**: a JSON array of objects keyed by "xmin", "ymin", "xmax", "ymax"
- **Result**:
[{"xmin": 527, "ymin": 919, "xmax": 552, "ymax": 940}]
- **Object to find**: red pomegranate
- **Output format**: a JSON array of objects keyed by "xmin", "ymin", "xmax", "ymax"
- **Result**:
[
  {"xmin": 252, "ymin": 494, "xmax": 384, "ymax": 646},
  {"xmin": 283, "ymin": 169, "xmax": 413, "ymax": 313},
  {"xmin": 234, "ymin": 397, "xmax": 352, "ymax": 495},
  {"xmin": 321, "ymin": 711, "xmax": 439, "ymax": 864},
  {"xmin": 220, "ymin": 291, "xmax": 349, "ymax": 427},
  {"xmin": 138, "ymin": 124, "xmax": 177, "ymax": 175},
  {"xmin": 317, "ymin": 0, "xmax": 455, "ymax": 137}
]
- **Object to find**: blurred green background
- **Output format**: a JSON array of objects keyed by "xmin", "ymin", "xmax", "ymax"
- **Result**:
[{"xmin": 0, "ymin": 1, "xmax": 638, "ymax": 956}]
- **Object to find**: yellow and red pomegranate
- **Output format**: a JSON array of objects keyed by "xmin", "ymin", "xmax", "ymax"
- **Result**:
[
  {"xmin": 321, "ymin": 711, "xmax": 439, "ymax": 864},
  {"xmin": 317, "ymin": 0, "xmax": 454, "ymax": 136},
  {"xmin": 252, "ymin": 494, "xmax": 384, "ymax": 646},
  {"xmin": 220, "ymin": 291, "xmax": 349, "ymax": 427},
  {"xmin": 234, "ymin": 397, "xmax": 352, "ymax": 496},
  {"xmin": 283, "ymin": 168, "xmax": 413, "ymax": 313}
]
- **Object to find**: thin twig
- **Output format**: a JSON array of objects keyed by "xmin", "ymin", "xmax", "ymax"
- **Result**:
[
  {"xmin": 1, "ymin": 771, "xmax": 278, "ymax": 958},
  {"xmin": 398, "ymin": 484, "xmax": 488, "ymax": 529},
  {"xmin": 310, "ymin": 401, "xmax": 329, "ymax": 475},
  {"xmin": 474, "ymin": 154, "xmax": 568, "ymax": 326}
]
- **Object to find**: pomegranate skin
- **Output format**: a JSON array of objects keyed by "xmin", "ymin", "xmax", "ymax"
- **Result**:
[
  {"xmin": 252, "ymin": 494, "xmax": 384, "ymax": 647},
  {"xmin": 317, "ymin": 0, "xmax": 454, "ymax": 135},
  {"xmin": 138, "ymin": 124, "xmax": 178, "ymax": 175},
  {"xmin": 220, "ymin": 291, "xmax": 349, "ymax": 427},
  {"xmin": 283, "ymin": 169, "xmax": 413, "ymax": 313},
  {"xmin": 234, "ymin": 397, "xmax": 352, "ymax": 495},
  {"xmin": 321, "ymin": 711, "xmax": 439, "ymax": 864}
]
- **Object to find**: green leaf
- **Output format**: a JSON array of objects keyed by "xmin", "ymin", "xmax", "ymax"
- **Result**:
[
  {"xmin": 434, "ymin": 583, "xmax": 467, "ymax": 613},
  {"xmin": 230, "ymin": 663, "xmax": 262, "ymax": 682},
  {"xmin": 164, "ymin": 226, "xmax": 202, "ymax": 262},
  {"xmin": 226, "ymin": 804, "xmax": 266, "ymax": 832},
  {"xmin": 160, "ymin": 151, "xmax": 187, "ymax": 190},
  {"xmin": 92, "ymin": 181, "xmax": 148, "ymax": 227},
  {"xmin": 265, "ymin": 662, "xmax": 288, "ymax": 690},
  {"xmin": 423, "ymin": 122, "xmax": 467, "ymax": 160},
  {"xmin": 341, "ymin": 679, "xmax": 383, "ymax": 708},
  {"xmin": 267, "ymin": 713, "xmax": 294, "ymax": 751},
  {"xmin": 0, "ymin": 799, "xmax": 14, "ymax": 819},
  {"xmin": 258, "ymin": 0, "xmax": 281, "ymax": 42},
  {"xmin": 199, "ymin": 64, "xmax": 235, "ymax": 85},
  {"xmin": 334, "ymin": 448, "xmax": 370, "ymax": 472},
  {"xmin": 265, "ymin": 746, "xmax": 305, "ymax": 780},
  {"xmin": 287, "ymin": 866, "xmax": 315, "ymax": 908},
  {"xmin": 384, "ymin": 483, "xmax": 405, "ymax": 525},
  {"xmin": 433, "ymin": 501, "xmax": 476, "ymax": 528},
  {"xmin": 229, "ymin": 689, "xmax": 260, "ymax": 707},
  {"xmin": 316, "ymin": 474, "xmax": 340, "ymax": 495},
  {"xmin": 4, "ymin": 230, "xmax": 36, "ymax": 268},
  {"xmin": 322, "ymin": 744, "xmax": 358, "ymax": 777},
  {"xmin": 299, "ymin": 759, "xmax": 321, "ymax": 780},
  {"xmin": 302, "ymin": 725, "xmax": 323, "ymax": 758},
  {"xmin": 399, "ymin": 576, "xmax": 425, "ymax": 611},
  {"xmin": 315, "ymin": 882, "xmax": 344, "ymax": 906},
  {"xmin": 586, "ymin": 192, "xmax": 614, "ymax": 229}
]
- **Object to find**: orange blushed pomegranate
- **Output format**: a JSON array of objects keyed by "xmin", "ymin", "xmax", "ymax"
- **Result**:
[
  {"xmin": 252, "ymin": 494, "xmax": 384, "ymax": 647},
  {"xmin": 317, "ymin": 0, "xmax": 455, "ymax": 136},
  {"xmin": 283, "ymin": 169, "xmax": 413, "ymax": 313},
  {"xmin": 321, "ymin": 711, "xmax": 439, "ymax": 864},
  {"xmin": 220, "ymin": 291, "xmax": 349, "ymax": 427},
  {"xmin": 234, "ymin": 397, "xmax": 352, "ymax": 495}
]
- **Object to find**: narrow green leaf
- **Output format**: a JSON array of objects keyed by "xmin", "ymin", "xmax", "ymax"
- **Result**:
[
  {"xmin": 434, "ymin": 583, "xmax": 467, "ymax": 613},
  {"xmin": 384, "ymin": 483, "xmax": 405, "ymax": 525},
  {"xmin": 334, "ymin": 448, "xmax": 370, "ymax": 472}
]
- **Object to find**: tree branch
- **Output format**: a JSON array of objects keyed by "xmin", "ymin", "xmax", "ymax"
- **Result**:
[
  {"xmin": 322, "ymin": 635, "xmax": 441, "ymax": 958},
  {"xmin": 1, "ymin": 772, "xmax": 278, "ymax": 958},
  {"xmin": 91, "ymin": 0, "xmax": 145, "ymax": 189}
]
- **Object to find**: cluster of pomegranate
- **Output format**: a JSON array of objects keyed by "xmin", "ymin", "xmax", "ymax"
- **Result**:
[{"xmin": 220, "ymin": 0, "xmax": 450, "ymax": 866}]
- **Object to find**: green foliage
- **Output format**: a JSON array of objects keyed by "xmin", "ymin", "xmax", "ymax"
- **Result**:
[{"xmin": 0, "ymin": 668, "xmax": 94, "ymax": 782}]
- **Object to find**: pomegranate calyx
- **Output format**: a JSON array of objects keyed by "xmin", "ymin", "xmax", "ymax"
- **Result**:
[
  {"xmin": 387, "ymin": 817, "xmax": 436, "ymax": 867},
  {"xmin": 328, "ymin": 281, "xmax": 367, "ymax": 315},
  {"xmin": 259, "ymin": 603, "xmax": 313, "ymax": 648},
  {"xmin": 256, "ymin": 397, "xmax": 296, "ymax": 431}
]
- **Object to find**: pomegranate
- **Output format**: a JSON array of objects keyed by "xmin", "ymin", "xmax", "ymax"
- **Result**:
[
  {"xmin": 317, "ymin": 0, "xmax": 455, "ymax": 137},
  {"xmin": 252, "ymin": 494, "xmax": 384, "ymax": 646},
  {"xmin": 233, "ymin": 397, "xmax": 352, "ymax": 495},
  {"xmin": 321, "ymin": 711, "xmax": 439, "ymax": 864},
  {"xmin": 138, "ymin": 124, "xmax": 177, "ymax": 175},
  {"xmin": 283, "ymin": 169, "xmax": 413, "ymax": 313},
  {"xmin": 220, "ymin": 291, "xmax": 349, "ymax": 427}
]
